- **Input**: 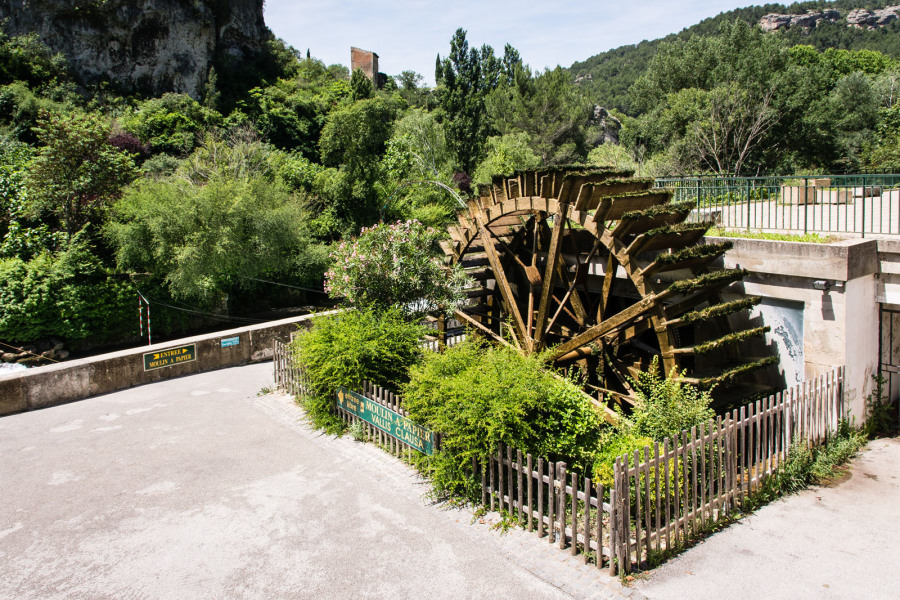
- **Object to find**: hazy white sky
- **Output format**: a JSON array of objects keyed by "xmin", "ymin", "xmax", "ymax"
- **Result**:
[{"xmin": 263, "ymin": 0, "xmax": 758, "ymax": 85}]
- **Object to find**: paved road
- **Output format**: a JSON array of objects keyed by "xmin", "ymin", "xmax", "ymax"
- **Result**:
[
  {"xmin": 1, "ymin": 363, "xmax": 577, "ymax": 600},
  {"xmin": 635, "ymin": 437, "xmax": 900, "ymax": 600}
]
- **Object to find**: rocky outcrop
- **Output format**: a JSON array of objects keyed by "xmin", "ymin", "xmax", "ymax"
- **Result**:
[
  {"xmin": 591, "ymin": 105, "xmax": 621, "ymax": 145},
  {"xmin": 759, "ymin": 9, "xmax": 840, "ymax": 32},
  {"xmin": 846, "ymin": 6, "xmax": 900, "ymax": 28},
  {"xmin": 0, "ymin": 0, "xmax": 269, "ymax": 98},
  {"xmin": 760, "ymin": 6, "xmax": 900, "ymax": 32}
]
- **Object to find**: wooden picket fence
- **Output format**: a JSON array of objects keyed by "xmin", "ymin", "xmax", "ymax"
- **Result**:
[
  {"xmin": 273, "ymin": 338, "xmax": 311, "ymax": 398},
  {"xmin": 273, "ymin": 337, "xmax": 845, "ymax": 575},
  {"xmin": 481, "ymin": 443, "xmax": 618, "ymax": 574},
  {"xmin": 610, "ymin": 366, "xmax": 845, "ymax": 573}
]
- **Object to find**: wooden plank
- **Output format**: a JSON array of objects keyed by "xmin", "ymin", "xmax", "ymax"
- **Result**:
[
  {"xmin": 550, "ymin": 295, "xmax": 659, "ymax": 361},
  {"xmin": 689, "ymin": 428, "xmax": 698, "ymax": 537},
  {"xmin": 533, "ymin": 201, "xmax": 569, "ymax": 348},
  {"xmin": 558, "ymin": 462, "xmax": 568, "ymax": 550},
  {"xmin": 518, "ymin": 449, "xmax": 525, "ymax": 527},
  {"xmin": 597, "ymin": 253, "xmax": 617, "ymax": 323},
  {"xmin": 653, "ymin": 442, "xmax": 661, "ymax": 553},
  {"xmin": 698, "ymin": 422, "xmax": 707, "ymax": 528},
  {"xmin": 597, "ymin": 482, "xmax": 605, "ymax": 570},
  {"xmin": 507, "ymin": 445, "xmax": 514, "ymax": 516},
  {"xmin": 498, "ymin": 445, "xmax": 505, "ymax": 511},
  {"xmin": 673, "ymin": 436, "xmax": 682, "ymax": 546},
  {"xmin": 537, "ymin": 457, "xmax": 545, "ymax": 537},
  {"xmin": 717, "ymin": 416, "xmax": 725, "ymax": 514},
  {"xmin": 548, "ymin": 461, "xmax": 555, "ymax": 544},
  {"xmin": 527, "ymin": 454, "xmax": 534, "ymax": 532},
  {"xmin": 633, "ymin": 449, "xmax": 643, "ymax": 567},
  {"xmin": 583, "ymin": 477, "xmax": 592, "ymax": 564},
  {"xmin": 475, "ymin": 215, "xmax": 530, "ymax": 351},
  {"xmin": 663, "ymin": 438, "xmax": 671, "ymax": 551},
  {"xmin": 571, "ymin": 472, "xmax": 578, "ymax": 556},
  {"xmin": 621, "ymin": 454, "xmax": 632, "ymax": 573}
]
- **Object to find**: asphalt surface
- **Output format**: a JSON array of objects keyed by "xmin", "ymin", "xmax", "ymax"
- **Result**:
[
  {"xmin": 0, "ymin": 363, "xmax": 570, "ymax": 600},
  {"xmin": 635, "ymin": 437, "xmax": 900, "ymax": 600}
]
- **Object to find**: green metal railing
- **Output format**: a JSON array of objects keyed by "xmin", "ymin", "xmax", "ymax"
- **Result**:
[{"xmin": 654, "ymin": 174, "xmax": 900, "ymax": 237}]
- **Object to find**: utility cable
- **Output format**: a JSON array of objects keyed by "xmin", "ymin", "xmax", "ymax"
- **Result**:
[
  {"xmin": 239, "ymin": 275, "xmax": 328, "ymax": 294},
  {"xmin": 134, "ymin": 291, "xmax": 270, "ymax": 325}
]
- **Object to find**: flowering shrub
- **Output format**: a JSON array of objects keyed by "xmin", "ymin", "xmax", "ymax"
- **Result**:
[{"xmin": 325, "ymin": 220, "xmax": 470, "ymax": 317}]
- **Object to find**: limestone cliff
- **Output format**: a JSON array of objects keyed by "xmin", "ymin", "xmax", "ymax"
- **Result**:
[
  {"xmin": 759, "ymin": 6, "xmax": 900, "ymax": 32},
  {"xmin": 0, "ymin": 0, "xmax": 269, "ymax": 98}
]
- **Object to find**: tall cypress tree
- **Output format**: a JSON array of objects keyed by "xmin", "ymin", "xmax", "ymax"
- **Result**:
[{"xmin": 435, "ymin": 29, "xmax": 521, "ymax": 174}]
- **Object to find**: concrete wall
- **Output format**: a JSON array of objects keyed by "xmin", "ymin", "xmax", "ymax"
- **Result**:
[
  {"xmin": 0, "ymin": 311, "xmax": 336, "ymax": 417},
  {"xmin": 712, "ymin": 237, "xmax": 879, "ymax": 419}
]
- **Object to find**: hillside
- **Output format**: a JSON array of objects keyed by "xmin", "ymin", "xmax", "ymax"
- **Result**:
[{"xmin": 569, "ymin": 1, "xmax": 900, "ymax": 115}]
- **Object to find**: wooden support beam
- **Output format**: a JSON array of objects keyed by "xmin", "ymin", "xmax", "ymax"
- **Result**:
[
  {"xmin": 549, "ymin": 295, "xmax": 658, "ymax": 362},
  {"xmin": 454, "ymin": 309, "xmax": 514, "ymax": 349},
  {"xmin": 597, "ymin": 253, "xmax": 617, "ymax": 323},
  {"xmin": 476, "ymin": 215, "xmax": 532, "ymax": 352},
  {"xmin": 533, "ymin": 202, "xmax": 569, "ymax": 348}
]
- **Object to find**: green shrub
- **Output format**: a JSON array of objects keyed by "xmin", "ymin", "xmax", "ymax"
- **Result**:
[
  {"xmin": 627, "ymin": 357, "xmax": 715, "ymax": 441},
  {"xmin": 290, "ymin": 308, "xmax": 424, "ymax": 432},
  {"xmin": 325, "ymin": 220, "xmax": 471, "ymax": 318},
  {"xmin": 592, "ymin": 429, "xmax": 653, "ymax": 489},
  {"xmin": 0, "ymin": 235, "xmax": 134, "ymax": 345},
  {"xmin": 402, "ymin": 339, "xmax": 602, "ymax": 499}
]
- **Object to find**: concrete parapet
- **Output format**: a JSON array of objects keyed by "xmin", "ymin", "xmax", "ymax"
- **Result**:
[{"xmin": 0, "ymin": 311, "xmax": 335, "ymax": 417}]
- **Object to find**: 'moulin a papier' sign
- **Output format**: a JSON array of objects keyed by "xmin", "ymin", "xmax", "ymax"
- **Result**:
[{"xmin": 335, "ymin": 387, "xmax": 435, "ymax": 455}]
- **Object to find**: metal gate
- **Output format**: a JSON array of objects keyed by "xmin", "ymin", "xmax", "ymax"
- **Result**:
[{"xmin": 878, "ymin": 306, "xmax": 900, "ymax": 415}]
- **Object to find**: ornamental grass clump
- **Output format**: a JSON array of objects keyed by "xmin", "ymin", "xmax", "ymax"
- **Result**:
[{"xmin": 325, "ymin": 219, "xmax": 471, "ymax": 318}]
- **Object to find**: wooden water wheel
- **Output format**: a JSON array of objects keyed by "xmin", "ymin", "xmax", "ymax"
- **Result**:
[{"xmin": 440, "ymin": 167, "xmax": 776, "ymax": 411}]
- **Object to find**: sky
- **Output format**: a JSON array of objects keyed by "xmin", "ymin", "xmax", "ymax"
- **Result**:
[{"xmin": 262, "ymin": 0, "xmax": 759, "ymax": 85}]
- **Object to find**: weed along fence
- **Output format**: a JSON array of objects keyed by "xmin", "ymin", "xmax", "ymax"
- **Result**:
[
  {"xmin": 656, "ymin": 174, "xmax": 900, "ymax": 236},
  {"xmin": 273, "ymin": 337, "xmax": 845, "ymax": 575}
]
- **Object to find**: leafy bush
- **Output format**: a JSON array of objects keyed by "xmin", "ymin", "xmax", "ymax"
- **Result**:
[
  {"xmin": 591, "ymin": 358, "xmax": 713, "ymax": 486},
  {"xmin": 0, "ymin": 236, "xmax": 133, "ymax": 345},
  {"xmin": 290, "ymin": 308, "xmax": 424, "ymax": 432},
  {"xmin": 626, "ymin": 357, "xmax": 715, "ymax": 441},
  {"xmin": 123, "ymin": 94, "xmax": 221, "ymax": 156},
  {"xmin": 108, "ymin": 172, "xmax": 318, "ymax": 302},
  {"xmin": 325, "ymin": 220, "xmax": 470, "ymax": 317},
  {"xmin": 402, "ymin": 339, "xmax": 602, "ymax": 499}
]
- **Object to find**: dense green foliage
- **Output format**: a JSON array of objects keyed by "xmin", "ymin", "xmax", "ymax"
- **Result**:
[
  {"xmin": 402, "ymin": 339, "xmax": 602, "ymax": 498},
  {"xmin": 291, "ymin": 308, "xmax": 424, "ymax": 432},
  {"xmin": 593, "ymin": 359, "xmax": 714, "ymax": 486},
  {"xmin": 0, "ymin": 236, "xmax": 133, "ymax": 344}
]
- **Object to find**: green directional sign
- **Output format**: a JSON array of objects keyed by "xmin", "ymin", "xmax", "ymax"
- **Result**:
[
  {"xmin": 336, "ymin": 387, "xmax": 435, "ymax": 455},
  {"xmin": 143, "ymin": 344, "xmax": 196, "ymax": 371}
]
